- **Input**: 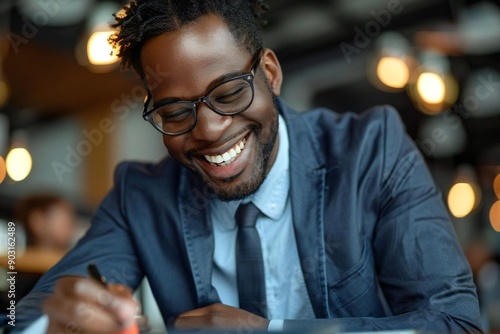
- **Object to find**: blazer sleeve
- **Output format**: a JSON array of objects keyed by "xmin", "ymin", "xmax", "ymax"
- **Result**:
[
  {"xmin": 284, "ymin": 106, "xmax": 483, "ymax": 333},
  {"xmin": 11, "ymin": 163, "xmax": 145, "ymax": 333}
]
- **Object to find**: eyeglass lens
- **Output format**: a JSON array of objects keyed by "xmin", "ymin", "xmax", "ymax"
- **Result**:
[{"xmin": 150, "ymin": 77, "xmax": 253, "ymax": 135}]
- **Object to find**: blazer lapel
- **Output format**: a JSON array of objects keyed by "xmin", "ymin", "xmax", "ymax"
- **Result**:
[
  {"xmin": 178, "ymin": 169, "xmax": 221, "ymax": 307},
  {"xmin": 283, "ymin": 102, "xmax": 330, "ymax": 319},
  {"xmin": 290, "ymin": 156, "xmax": 329, "ymax": 318}
]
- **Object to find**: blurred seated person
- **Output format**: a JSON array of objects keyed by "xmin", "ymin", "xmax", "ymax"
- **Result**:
[
  {"xmin": 0, "ymin": 194, "xmax": 76, "ymax": 308},
  {"xmin": 17, "ymin": 194, "xmax": 76, "ymax": 252}
]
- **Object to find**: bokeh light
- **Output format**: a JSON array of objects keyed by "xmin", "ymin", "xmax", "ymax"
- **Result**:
[
  {"xmin": 489, "ymin": 201, "xmax": 500, "ymax": 232},
  {"xmin": 5, "ymin": 148, "xmax": 32, "ymax": 182},
  {"xmin": 448, "ymin": 182, "xmax": 476, "ymax": 218},
  {"xmin": 494, "ymin": 174, "xmax": 500, "ymax": 199},
  {"xmin": 87, "ymin": 31, "xmax": 118, "ymax": 65},
  {"xmin": 417, "ymin": 72, "xmax": 446, "ymax": 104},
  {"xmin": 0, "ymin": 156, "xmax": 6, "ymax": 184},
  {"xmin": 376, "ymin": 57, "xmax": 409, "ymax": 89}
]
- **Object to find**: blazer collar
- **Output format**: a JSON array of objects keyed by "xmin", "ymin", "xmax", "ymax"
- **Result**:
[
  {"xmin": 279, "ymin": 99, "xmax": 329, "ymax": 318},
  {"xmin": 178, "ymin": 170, "xmax": 221, "ymax": 307}
]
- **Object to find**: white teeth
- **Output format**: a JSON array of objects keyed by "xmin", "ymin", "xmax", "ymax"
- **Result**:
[{"xmin": 203, "ymin": 138, "xmax": 246, "ymax": 166}]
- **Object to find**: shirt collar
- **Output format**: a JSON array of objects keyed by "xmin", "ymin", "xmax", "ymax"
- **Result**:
[
  {"xmin": 210, "ymin": 114, "xmax": 290, "ymax": 229},
  {"xmin": 251, "ymin": 114, "xmax": 289, "ymax": 220}
]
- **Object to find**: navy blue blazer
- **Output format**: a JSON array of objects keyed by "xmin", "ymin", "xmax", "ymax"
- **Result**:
[{"xmin": 16, "ymin": 100, "xmax": 482, "ymax": 332}]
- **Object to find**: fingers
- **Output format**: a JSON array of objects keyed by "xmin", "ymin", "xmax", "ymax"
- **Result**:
[
  {"xmin": 174, "ymin": 315, "xmax": 215, "ymax": 330},
  {"xmin": 174, "ymin": 303, "xmax": 269, "ymax": 331},
  {"xmin": 108, "ymin": 283, "xmax": 142, "ymax": 316},
  {"xmin": 74, "ymin": 279, "xmax": 136, "ymax": 325},
  {"xmin": 107, "ymin": 283, "xmax": 133, "ymax": 298},
  {"xmin": 43, "ymin": 297, "xmax": 123, "ymax": 333},
  {"xmin": 43, "ymin": 276, "xmax": 136, "ymax": 333},
  {"xmin": 177, "ymin": 305, "xmax": 212, "ymax": 317},
  {"xmin": 174, "ymin": 304, "xmax": 222, "ymax": 330}
]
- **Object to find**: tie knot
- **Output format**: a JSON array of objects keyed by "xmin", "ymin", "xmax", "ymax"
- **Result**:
[{"xmin": 235, "ymin": 202, "xmax": 260, "ymax": 228}]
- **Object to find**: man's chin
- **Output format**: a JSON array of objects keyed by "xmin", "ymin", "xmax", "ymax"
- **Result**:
[
  {"xmin": 204, "ymin": 178, "xmax": 263, "ymax": 202},
  {"xmin": 181, "ymin": 158, "xmax": 260, "ymax": 201}
]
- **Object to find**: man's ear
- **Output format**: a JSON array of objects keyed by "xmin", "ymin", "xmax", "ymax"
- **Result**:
[{"xmin": 260, "ymin": 48, "xmax": 283, "ymax": 96}]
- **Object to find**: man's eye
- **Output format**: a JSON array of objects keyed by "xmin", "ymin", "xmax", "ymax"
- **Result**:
[
  {"xmin": 158, "ymin": 108, "xmax": 192, "ymax": 123},
  {"xmin": 214, "ymin": 85, "xmax": 248, "ymax": 104}
]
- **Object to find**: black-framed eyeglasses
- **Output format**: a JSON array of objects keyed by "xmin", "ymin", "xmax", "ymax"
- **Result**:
[{"xmin": 142, "ymin": 49, "xmax": 262, "ymax": 136}]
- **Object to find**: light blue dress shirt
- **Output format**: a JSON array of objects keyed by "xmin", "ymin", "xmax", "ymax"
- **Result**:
[{"xmin": 210, "ymin": 115, "xmax": 315, "ymax": 331}]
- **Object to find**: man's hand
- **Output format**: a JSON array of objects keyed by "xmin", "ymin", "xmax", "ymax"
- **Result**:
[
  {"xmin": 43, "ymin": 276, "xmax": 137, "ymax": 334},
  {"xmin": 174, "ymin": 303, "xmax": 270, "ymax": 331}
]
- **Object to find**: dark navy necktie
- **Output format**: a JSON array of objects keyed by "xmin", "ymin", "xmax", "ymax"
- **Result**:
[{"xmin": 235, "ymin": 202, "xmax": 267, "ymax": 317}]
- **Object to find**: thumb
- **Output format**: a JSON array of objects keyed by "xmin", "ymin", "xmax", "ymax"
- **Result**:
[{"xmin": 109, "ymin": 284, "xmax": 137, "ymax": 328}]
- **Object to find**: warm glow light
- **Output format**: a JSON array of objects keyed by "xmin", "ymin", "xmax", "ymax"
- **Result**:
[
  {"xmin": 376, "ymin": 57, "xmax": 409, "ymax": 89},
  {"xmin": 417, "ymin": 72, "xmax": 446, "ymax": 104},
  {"xmin": 6, "ymin": 148, "xmax": 32, "ymax": 181},
  {"xmin": 490, "ymin": 201, "xmax": 500, "ymax": 232},
  {"xmin": 0, "ymin": 156, "xmax": 6, "ymax": 184},
  {"xmin": 87, "ymin": 31, "xmax": 118, "ymax": 65},
  {"xmin": 448, "ymin": 182, "xmax": 476, "ymax": 218},
  {"xmin": 494, "ymin": 174, "xmax": 500, "ymax": 200}
]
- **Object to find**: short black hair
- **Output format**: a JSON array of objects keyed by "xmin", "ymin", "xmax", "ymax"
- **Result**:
[{"xmin": 109, "ymin": 0, "xmax": 269, "ymax": 81}]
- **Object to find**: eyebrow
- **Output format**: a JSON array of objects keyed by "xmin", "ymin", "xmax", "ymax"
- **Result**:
[{"xmin": 152, "ymin": 68, "xmax": 250, "ymax": 108}]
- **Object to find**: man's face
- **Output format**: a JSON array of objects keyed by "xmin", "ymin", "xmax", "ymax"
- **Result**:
[{"xmin": 140, "ymin": 14, "xmax": 283, "ymax": 201}]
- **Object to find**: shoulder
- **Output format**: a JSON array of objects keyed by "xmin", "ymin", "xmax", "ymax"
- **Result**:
[
  {"xmin": 281, "ymin": 101, "xmax": 408, "ymax": 162},
  {"xmin": 114, "ymin": 156, "xmax": 179, "ymax": 180},
  {"xmin": 290, "ymin": 103, "xmax": 404, "ymax": 137},
  {"xmin": 112, "ymin": 157, "xmax": 184, "ymax": 198}
]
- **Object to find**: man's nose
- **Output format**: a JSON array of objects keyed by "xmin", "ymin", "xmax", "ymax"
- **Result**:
[{"xmin": 190, "ymin": 102, "xmax": 233, "ymax": 142}]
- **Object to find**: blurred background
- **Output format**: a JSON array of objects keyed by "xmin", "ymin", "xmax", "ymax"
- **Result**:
[{"xmin": 0, "ymin": 0, "xmax": 499, "ymax": 332}]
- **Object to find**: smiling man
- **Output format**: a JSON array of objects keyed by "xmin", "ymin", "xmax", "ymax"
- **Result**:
[
  {"xmin": 139, "ymin": 14, "xmax": 281, "ymax": 201},
  {"xmin": 13, "ymin": 1, "xmax": 483, "ymax": 333}
]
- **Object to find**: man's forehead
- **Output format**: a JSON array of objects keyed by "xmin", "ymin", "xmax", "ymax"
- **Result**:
[
  {"xmin": 176, "ymin": 15, "xmax": 237, "ymax": 52},
  {"xmin": 140, "ymin": 16, "xmax": 251, "ymax": 96},
  {"xmin": 142, "ymin": 14, "xmax": 238, "ymax": 56},
  {"xmin": 141, "ymin": 41, "xmax": 246, "ymax": 88}
]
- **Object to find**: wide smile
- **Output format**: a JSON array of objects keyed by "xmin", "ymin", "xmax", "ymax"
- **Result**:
[
  {"xmin": 203, "ymin": 137, "xmax": 246, "ymax": 167},
  {"xmin": 196, "ymin": 132, "xmax": 253, "ymax": 180}
]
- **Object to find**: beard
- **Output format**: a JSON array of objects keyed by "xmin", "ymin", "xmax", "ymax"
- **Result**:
[{"xmin": 203, "ymin": 95, "xmax": 279, "ymax": 201}]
